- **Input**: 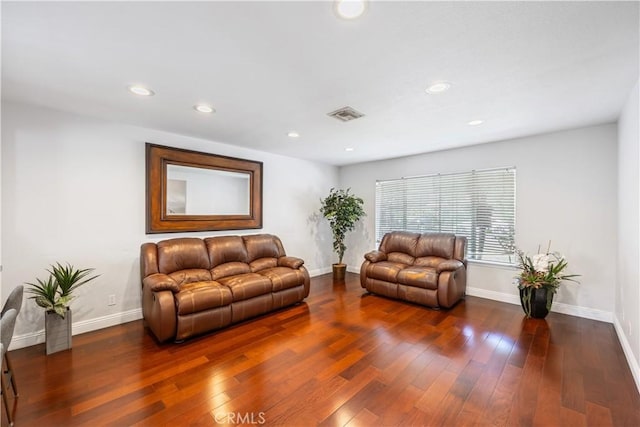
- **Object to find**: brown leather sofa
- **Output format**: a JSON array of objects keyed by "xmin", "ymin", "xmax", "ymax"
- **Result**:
[
  {"xmin": 360, "ymin": 231, "xmax": 467, "ymax": 308},
  {"xmin": 140, "ymin": 234, "xmax": 310, "ymax": 342}
]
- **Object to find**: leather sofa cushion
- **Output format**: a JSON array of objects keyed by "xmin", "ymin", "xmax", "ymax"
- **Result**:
[
  {"xmin": 157, "ymin": 238, "xmax": 210, "ymax": 274},
  {"xmin": 259, "ymin": 267, "xmax": 306, "ymax": 292},
  {"xmin": 365, "ymin": 261, "xmax": 407, "ymax": 282},
  {"xmin": 416, "ymin": 233, "xmax": 455, "ymax": 259},
  {"xmin": 218, "ymin": 273, "xmax": 272, "ymax": 301},
  {"xmin": 250, "ymin": 258, "xmax": 278, "ymax": 272},
  {"xmin": 387, "ymin": 252, "xmax": 415, "ymax": 265},
  {"xmin": 380, "ymin": 231, "xmax": 419, "ymax": 257},
  {"xmin": 244, "ymin": 234, "xmax": 284, "ymax": 262},
  {"xmin": 397, "ymin": 267, "xmax": 438, "ymax": 290},
  {"xmin": 175, "ymin": 281, "xmax": 232, "ymax": 315},
  {"xmin": 205, "ymin": 236, "xmax": 248, "ymax": 267},
  {"xmin": 169, "ymin": 269, "xmax": 212, "ymax": 287},
  {"xmin": 211, "ymin": 262, "xmax": 251, "ymax": 280},
  {"xmin": 414, "ymin": 256, "xmax": 448, "ymax": 269}
]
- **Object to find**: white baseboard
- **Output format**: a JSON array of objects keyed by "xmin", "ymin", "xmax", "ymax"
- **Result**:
[
  {"xmin": 10, "ymin": 308, "xmax": 143, "ymax": 351},
  {"xmin": 466, "ymin": 286, "xmax": 521, "ymax": 306},
  {"xmin": 613, "ymin": 316, "xmax": 640, "ymax": 395},
  {"xmin": 466, "ymin": 286, "xmax": 613, "ymax": 323}
]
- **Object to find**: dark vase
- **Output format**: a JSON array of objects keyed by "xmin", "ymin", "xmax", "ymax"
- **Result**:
[
  {"xmin": 519, "ymin": 287, "xmax": 552, "ymax": 319},
  {"xmin": 332, "ymin": 263, "xmax": 346, "ymax": 282}
]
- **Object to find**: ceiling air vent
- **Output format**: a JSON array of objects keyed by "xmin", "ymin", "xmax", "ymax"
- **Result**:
[{"xmin": 327, "ymin": 106, "xmax": 365, "ymax": 122}]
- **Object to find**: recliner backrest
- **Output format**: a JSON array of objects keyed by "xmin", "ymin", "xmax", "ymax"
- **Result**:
[
  {"xmin": 243, "ymin": 234, "xmax": 286, "ymax": 272},
  {"xmin": 156, "ymin": 238, "xmax": 210, "ymax": 274},
  {"xmin": 415, "ymin": 233, "xmax": 456, "ymax": 259},
  {"xmin": 243, "ymin": 234, "xmax": 285, "ymax": 261},
  {"xmin": 205, "ymin": 236, "xmax": 249, "ymax": 267},
  {"xmin": 379, "ymin": 232, "xmax": 419, "ymax": 256},
  {"xmin": 205, "ymin": 236, "xmax": 252, "ymax": 280}
]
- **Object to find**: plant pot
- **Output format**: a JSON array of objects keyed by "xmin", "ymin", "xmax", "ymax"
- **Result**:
[
  {"xmin": 45, "ymin": 308, "xmax": 72, "ymax": 354},
  {"xmin": 519, "ymin": 287, "xmax": 552, "ymax": 319},
  {"xmin": 332, "ymin": 263, "xmax": 347, "ymax": 282}
]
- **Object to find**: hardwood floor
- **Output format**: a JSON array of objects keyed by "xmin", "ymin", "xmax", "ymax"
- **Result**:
[{"xmin": 5, "ymin": 273, "xmax": 640, "ymax": 426}]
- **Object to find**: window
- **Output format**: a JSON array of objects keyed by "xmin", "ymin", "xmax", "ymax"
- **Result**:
[{"xmin": 375, "ymin": 167, "xmax": 516, "ymax": 264}]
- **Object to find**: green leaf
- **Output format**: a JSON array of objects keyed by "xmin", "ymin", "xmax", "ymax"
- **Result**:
[
  {"xmin": 48, "ymin": 262, "xmax": 99, "ymax": 297},
  {"xmin": 26, "ymin": 275, "xmax": 59, "ymax": 307},
  {"xmin": 26, "ymin": 263, "xmax": 99, "ymax": 313},
  {"xmin": 53, "ymin": 304, "xmax": 67, "ymax": 318},
  {"xmin": 320, "ymin": 188, "xmax": 365, "ymax": 264}
]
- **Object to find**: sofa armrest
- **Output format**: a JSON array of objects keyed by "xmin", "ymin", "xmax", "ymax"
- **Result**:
[
  {"xmin": 143, "ymin": 273, "xmax": 180, "ymax": 293},
  {"xmin": 365, "ymin": 250, "xmax": 387, "ymax": 263},
  {"xmin": 436, "ymin": 259, "xmax": 464, "ymax": 273},
  {"xmin": 278, "ymin": 256, "xmax": 304, "ymax": 269},
  {"xmin": 142, "ymin": 286, "xmax": 177, "ymax": 342}
]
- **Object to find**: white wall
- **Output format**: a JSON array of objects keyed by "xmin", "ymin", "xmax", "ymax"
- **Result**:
[
  {"xmin": 1, "ymin": 101, "xmax": 338, "ymax": 348},
  {"xmin": 340, "ymin": 124, "xmax": 618, "ymax": 320},
  {"xmin": 616, "ymin": 79, "xmax": 640, "ymax": 391}
]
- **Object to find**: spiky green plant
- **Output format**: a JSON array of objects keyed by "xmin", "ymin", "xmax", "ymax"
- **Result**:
[
  {"xmin": 48, "ymin": 262, "xmax": 99, "ymax": 298},
  {"xmin": 26, "ymin": 263, "xmax": 100, "ymax": 318},
  {"xmin": 320, "ymin": 188, "xmax": 365, "ymax": 264},
  {"xmin": 26, "ymin": 275, "xmax": 70, "ymax": 318}
]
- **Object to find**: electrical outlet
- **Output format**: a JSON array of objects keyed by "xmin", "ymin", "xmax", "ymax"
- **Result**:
[{"xmin": 108, "ymin": 294, "xmax": 116, "ymax": 306}]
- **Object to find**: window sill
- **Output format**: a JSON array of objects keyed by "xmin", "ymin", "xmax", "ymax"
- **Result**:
[{"xmin": 467, "ymin": 259, "xmax": 517, "ymax": 270}]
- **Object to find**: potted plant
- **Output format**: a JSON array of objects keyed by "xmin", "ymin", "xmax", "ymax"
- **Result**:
[
  {"xmin": 26, "ymin": 262, "xmax": 99, "ymax": 354},
  {"xmin": 515, "ymin": 242, "xmax": 579, "ymax": 318},
  {"xmin": 320, "ymin": 188, "xmax": 365, "ymax": 281}
]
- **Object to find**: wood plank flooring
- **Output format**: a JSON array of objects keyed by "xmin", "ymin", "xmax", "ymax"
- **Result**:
[{"xmin": 5, "ymin": 273, "xmax": 640, "ymax": 426}]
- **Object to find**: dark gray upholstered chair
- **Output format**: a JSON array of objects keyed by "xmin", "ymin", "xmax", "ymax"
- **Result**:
[
  {"xmin": 1, "ymin": 308, "xmax": 18, "ymax": 426},
  {"xmin": 1, "ymin": 285, "xmax": 22, "ymax": 398}
]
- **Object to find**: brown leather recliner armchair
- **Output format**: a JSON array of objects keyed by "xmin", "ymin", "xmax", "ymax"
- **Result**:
[
  {"xmin": 140, "ymin": 234, "xmax": 310, "ymax": 343},
  {"xmin": 360, "ymin": 231, "xmax": 467, "ymax": 308}
]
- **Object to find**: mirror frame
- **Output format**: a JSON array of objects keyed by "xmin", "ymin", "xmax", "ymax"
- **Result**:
[{"xmin": 146, "ymin": 143, "xmax": 263, "ymax": 233}]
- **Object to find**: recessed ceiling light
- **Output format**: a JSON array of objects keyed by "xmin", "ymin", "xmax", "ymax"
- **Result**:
[
  {"xmin": 345, "ymin": 147, "xmax": 355, "ymax": 152},
  {"xmin": 468, "ymin": 119, "xmax": 484, "ymax": 126},
  {"xmin": 287, "ymin": 131, "xmax": 300, "ymax": 138},
  {"xmin": 334, "ymin": 0, "xmax": 367, "ymax": 20},
  {"xmin": 128, "ymin": 85, "xmax": 154, "ymax": 96},
  {"xmin": 425, "ymin": 82, "xmax": 451, "ymax": 94},
  {"xmin": 194, "ymin": 104, "xmax": 215, "ymax": 114}
]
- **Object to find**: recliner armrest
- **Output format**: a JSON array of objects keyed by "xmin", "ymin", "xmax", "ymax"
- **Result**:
[
  {"xmin": 365, "ymin": 250, "xmax": 387, "ymax": 263},
  {"xmin": 436, "ymin": 259, "xmax": 464, "ymax": 273},
  {"xmin": 278, "ymin": 256, "xmax": 304, "ymax": 269},
  {"xmin": 143, "ymin": 273, "xmax": 180, "ymax": 293}
]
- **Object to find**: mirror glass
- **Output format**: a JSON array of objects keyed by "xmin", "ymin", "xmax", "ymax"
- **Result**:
[{"xmin": 166, "ymin": 165, "xmax": 250, "ymax": 215}]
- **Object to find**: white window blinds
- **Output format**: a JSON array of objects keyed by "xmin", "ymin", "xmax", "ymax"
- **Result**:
[{"xmin": 375, "ymin": 167, "xmax": 516, "ymax": 264}]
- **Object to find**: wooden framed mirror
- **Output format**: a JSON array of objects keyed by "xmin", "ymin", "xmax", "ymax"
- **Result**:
[{"xmin": 146, "ymin": 143, "xmax": 263, "ymax": 233}]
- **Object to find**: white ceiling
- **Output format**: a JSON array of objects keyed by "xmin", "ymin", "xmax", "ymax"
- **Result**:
[{"xmin": 2, "ymin": 1, "xmax": 638, "ymax": 166}]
